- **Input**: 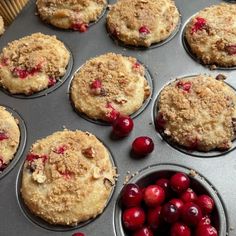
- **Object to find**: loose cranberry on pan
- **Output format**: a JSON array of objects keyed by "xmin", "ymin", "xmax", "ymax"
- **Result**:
[
  {"xmin": 132, "ymin": 136, "xmax": 154, "ymax": 156},
  {"xmin": 112, "ymin": 116, "xmax": 134, "ymax": 138},
  {"xmin": 122, "ymin": 207, "xmax": 146, "ymax": 231},
  {"xmin": 121, "ymin": 183, "xmax": 143, "ymax": 208}
]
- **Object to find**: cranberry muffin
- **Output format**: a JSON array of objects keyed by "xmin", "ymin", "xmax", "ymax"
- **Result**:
[
  {"xmin": 156, "ymin": 75, "xmax": 236, "ymax": 151},
  {"xmin": 0, "ymin": 33, "xmax": 70, "ymax": 95},
  {"xmin": 70, "ymin": 53, "xmax": 151, "ymax": 122},
  {"xmin": 36, "ymin": 0, "xmax": 107, "ymax": 32},
  {"xmin": 21, "ymin": 129, "xmax": 116, "ymax": 225},
  {"xmin": 0, "ymin": 106, "xmax": 20, "ymax": 172},
  {"xmin": 107, "ymin": 0, "xmax": 179, "ymax": 47},
  {"xmin": 185, "ymin": 3, "xmax": 236, "ymax": 67}
]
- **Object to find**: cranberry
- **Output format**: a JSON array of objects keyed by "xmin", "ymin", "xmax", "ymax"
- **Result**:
[
  {"xmin": 169, "ymin": 198, "xmax": 184, "ymax": 210},
  {"xmin": 132, "ymin": 136, "xmax": 154, "ymax": 156},
  {"xmin": 195, "ymin": 224, "xmax": 218, "ymax": 236},
  {"xmin": 191, "ymin": 17, "xmax": 207, "ymax": 34},
  {"xmin": 72, "ymin": 22, "xmax": 88, "ymax": 32},
  {"xmin": 112, "ymin": 116, "xmax": 134, "ymax": 137},
  {"xmin": 26, "ymin": 153, "xmax": 48, "ymax": 164},
  {"xmin": 176, "ymin": 81, "xmax": 191, "ymax": 92},
  {"xmin": 139, "ymin": 26, "xmax": 150, "ymax": 36},
  {"xmin": 147, "ymin": 206, "xmax": 161, "ymax": 230},
  {"xmin": 188, "ymin": 137, "xmax": 199, "ymax": 150},
  {"xmin": 105, "ymin": 102, "xmax": 120, "ymax": 122},
  {"xmin": 181, "ymin": 202, "xmax": 203, "ymax": 226},
  {"xmin": 1, "ymin": 57, "xmax": 9, "ymax": 66},
  {"xmin": 122, "ymin": 207, "xmax": 145, "ymax": 231},
  {"xmin": 156, "ymin": 178, "xmax": 172, "ymax": 198},
  {"xmin": 170, "ymin": 222, "xmax": 191, "ymax": 236},
  {"xmin": 170, "ymin": 172, "xmax": 190, "ymax": 193},
  {"xmin": 72, "ymin": 233, "xmax": 85, "ymax": 236},
  {"xmin": 133, "ymin": 227, "xmax": 153, "ymax": 236},
  {"xmin": 198, "ymin": 216, "xmax": 211, "ymax": 227},
  {"xmin": 156, "ymin": 112, "xmax": 166, "ymax": 130},
  {"xmin": 133, "ymin": 62, "xmax": 141, "ymax": 70},
  {"xmin": 0, "ymin": 131, "xmax": 8, "ymax": 141},
  {"xmin": 48, "ymin": 77, "xmax": 57, "ymax": 87},
  {"xmin": 225, "ymin": 44, "xmax": 236, "ymax": 55},
  {"xmin": 144, "ymin": 185, "xmax": 165, "ymax": 207},
  {"xmin": 53, "ymin": 145, "xmax": 67, "ymax": 154},
  {"xmin": 121, "ymin": 183, "xmax": 143, "ymax": 208},
  {"xmin": 162, "ymin": 202, "xmax": 180, "ymax": 224},
  {"xmin": 13, "ymin": 68, "xmax": 29, "ymax": 79},
  {"xmin": 196, "ymin": 195, "xmax": 214, "ymax": 214},
  {"xmin": 0, "ymin": 158, "xmax": 7, "ymax": 171},
  {"xmin": 180, "ymin": 188, "xmax": 197, "ymax": 203}
]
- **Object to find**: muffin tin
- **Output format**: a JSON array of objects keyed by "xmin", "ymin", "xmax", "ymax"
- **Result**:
[{"xmin": 0, "ymin": 0, "xmax": 236, "ymax": 235}]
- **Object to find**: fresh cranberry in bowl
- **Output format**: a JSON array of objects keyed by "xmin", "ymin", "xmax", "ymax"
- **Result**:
[
  {"xmin": 180, "ymin": 188, "xmax": 197, "ymax": 203},
  {"xmin": 156, "ymin": 178, "xmax": 172, "ymax": 198},
  {"xmin": 170, "ymin": 172, "xmax": 190, "ymax": 193},
  {"xmin": 147, "ymin": 206, "xmax": 162, "ymax": 230},
  {"xmin": 122, "ymin": 207, "xmax": 145, "ymax": 231},
  {"xmin": 112, "ymin": 116, "xmax": 134, "ymax": 137},
  {"xmin": 121, "ymin": 183, "xmax": 143, "ymax": 208},
  {"xmin": 169, "ymin": 198, "xmax": 184, "ymax": 210},
  {"xmin": 162, "ymin": 202, "xmax": 180, "ymax": 223},
  {"xmin": 181, "ymin": 202, "xmax": 203, "ymax": 226},
  {"xmin": 133, "ymin": 227, "xmax": 153, "ymax": 236},
  {"xmin": 195, "ymin": 224, "xmax": 218, "ymax": 236},
  {"xmin": 132, "ymin": 136, "xmax": 154, "ymax": 156},
  {"xmin": 196, "ymin": 194, "xmax": 214, "ymax": 214},
  {"xmin": 170, "ymin": 222, "xmax": 191, "ymax": 236},
  {"xmin": 143, "ymin": 185, "xmax": 165, "ymax": 207}
]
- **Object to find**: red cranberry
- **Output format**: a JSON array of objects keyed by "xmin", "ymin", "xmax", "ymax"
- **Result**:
[
  {"xmin": 156, "ymin": 112, "xmax": 166, "ymax": 130},
  {"xmin": 121, "ymin": 183, "xmax": 143, "ymax": 208},
  {"xmin": 170, "ymin": 222, "xmax": 191, "ymax": 236},
  {"xmin": 196, "ymin": 195, "xmax": 214, "ymax": 214},
  {"xmin": 195, "ymin": 224, "xmax": 218, "ymax": 236},
  {"xmin": 176, "ymin": 81, "xmax": 191, "ymax": 92},
  {"xmin": 0, "ymin": 131, "xmax": 8, "ymax": 141},
  {"xmin": 139, "ymin": 26, "xmax": 150, "ymax": 36},
  {"xmin": 169, "ymin": 198, "xmax": 184, "ymax": 210},
  {"xmin": 156, "ymin": 178, "xmax": 171, "ymax": 198},
  {"xmin": 105, "ymin": 102, "xmax": 120, "ymax": 122},
  {"xmin": 0, "ymin": 158, "xmax": 7, "ymax": 171},
  {"xmin": 53, "ymin": 145, "xmax": 67, "ymax": 154},
  {"xmin": 147, "ymin": 206, "xmax": 161, "ymax": 230},
  {"xmin": 170, "ymin": 172, "xmax": 190, "ymax": 193},
  {"xmin": 181, "ymin": 202, "xmax": 203, "ymax": 226},
  {"xmin": 180, "ymin": 188, "xmax": 197, "ymax": 203},
  {"xmin": 48, "ymin": 77, "xmax": 57, "ymax": 87},
  {"xmin": 72, "ymin": 233, "xmax": 85, "ymax": 236},
  {"xmin": 144, "ymin": 185, "xmax": 165, "ymax": 207},
  {"xmin": 162, "ymin": 202, "xmax": 180, "ymax": 224},
  {"xmin": 132, "ymin": 136, "xmax": 154, "ymax": 156},
  {"xmin": 198, "ymin": 215, "xmax": 211, "ymax": 227},
  {"xmin": 133, "ymin": 227, "xmax": 153, "ymax": 236},
  {"xmin": 133, "ymin": 62, "xmax": 141, "ymax": 70},
  {"xmin": 112, "ymin": 116, "xmax": 134, "ymax": 137},
  {"xmin": 72, "ymin": 22, "xmax": 88, "ymax": 32},
  {"xmin": 225, "ymin": 44, "xmax": 236, "ymax": 55},
  {"xmin": 122, "ymin": 207, "xmax": 145, "ymax": 231},
  {"xmin": 13, "ymin": 68, "xmax": 29, "ymax": 79},
  {"xmin": 191, "ymin": 17, "xmax": 207, "ymax": 34}
]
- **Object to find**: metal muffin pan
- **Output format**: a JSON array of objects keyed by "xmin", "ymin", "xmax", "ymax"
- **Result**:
[{"xmin": 0, "ymin": 0, "xmax": 236, "ymax": 235}]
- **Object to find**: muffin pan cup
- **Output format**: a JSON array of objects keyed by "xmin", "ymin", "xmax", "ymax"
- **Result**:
[{"xmin": 0, "ymin": 0, "xmax": 236, "ymax": 236}]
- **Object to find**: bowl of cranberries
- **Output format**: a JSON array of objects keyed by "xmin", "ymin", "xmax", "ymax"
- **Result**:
[{"xmin": 115, "ymin": 164, "xmax": 227, "ymax": 236}]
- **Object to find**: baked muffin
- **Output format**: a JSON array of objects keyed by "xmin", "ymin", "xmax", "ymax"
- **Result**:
[
  {"xmin": 0, "ymin": 16, "xmax": 4, "ymax": 35},
  {"xmin": 106, "ymin": 0, "xmax": 179, "ymax": 47},
  {"xmin": 185, "ymin": 3, "xmax": 236, "ymax": 67},
  {"xmin": 21, "ymin": 130, "xmax": 116, "ymax": 225},
  {"xmin": 0, "ymin": 106, "xmax": 20, "ymax": 172},
  {"xmin": 70, "ymin": 53, "xmax": 151, "ymax": 122},
  {"xmin": 156, "ymin": 75, "xmax": 236, "ymax": 151},
  {"xmin": 0, "ymin": 33, "xmax": 70, "ymax": 95},
  {"xmin": 36, "ymin": 0, "xmax": 107, "ymax": 32}
]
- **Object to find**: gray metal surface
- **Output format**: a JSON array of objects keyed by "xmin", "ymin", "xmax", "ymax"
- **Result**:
[{"xmin": 0, "ymin": 0, "xmax": 236, "ymax": 235}]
